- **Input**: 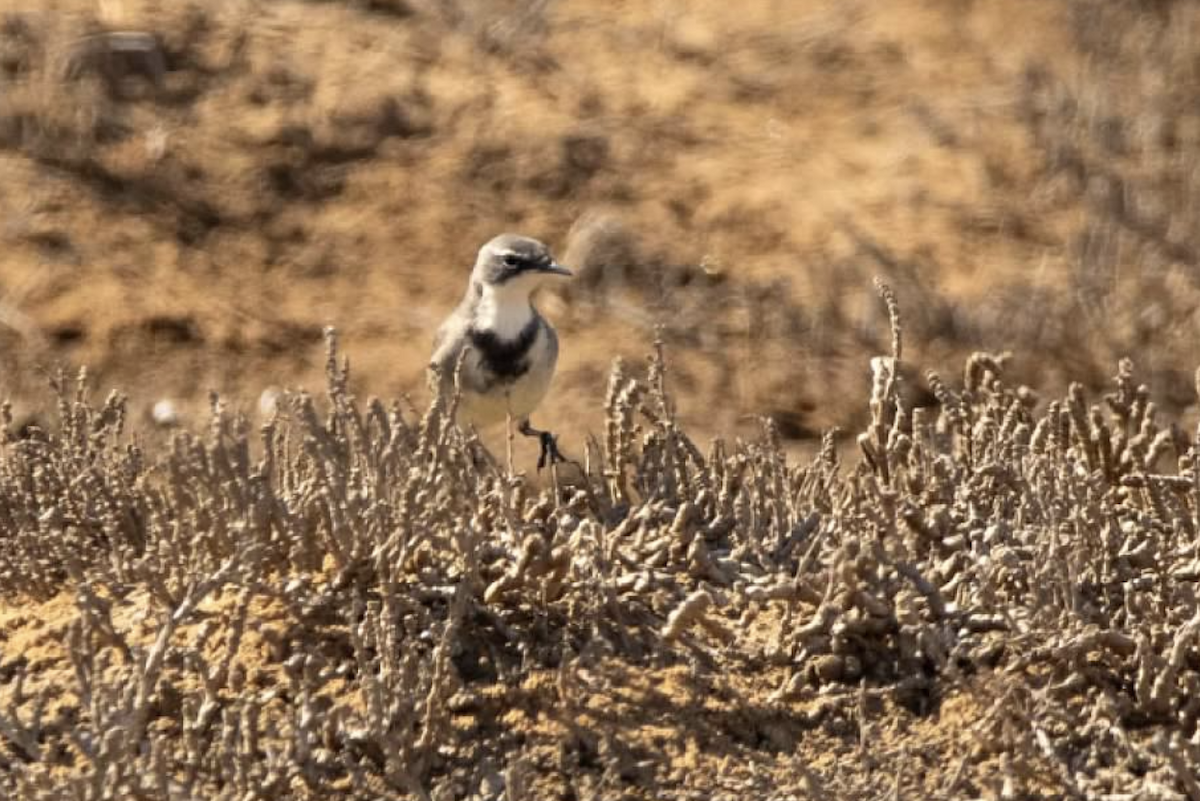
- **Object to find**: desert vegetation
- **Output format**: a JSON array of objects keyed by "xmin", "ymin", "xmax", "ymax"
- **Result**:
[{"xmin": 2, "ymin": 310, "xmax": 1200, "ymax": 799}]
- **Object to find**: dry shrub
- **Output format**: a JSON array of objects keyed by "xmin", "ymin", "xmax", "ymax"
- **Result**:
[{"xmin": 0, "ymin": 301, "xmax": 1199, "ymax": 797}]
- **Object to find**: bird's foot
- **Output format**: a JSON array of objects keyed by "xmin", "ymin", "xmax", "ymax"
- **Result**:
[
  {"xmin": 519, "ymin": 420, "xmax": 566, "ymax": 471},
  {"xmin": 536, "ymin": 431, "xmax": 566, "ymax": 471}
]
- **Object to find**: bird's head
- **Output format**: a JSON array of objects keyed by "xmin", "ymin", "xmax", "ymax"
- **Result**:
[{"xmin": 472, "ymin": 234, "xmax": 572, "ymax": 298}]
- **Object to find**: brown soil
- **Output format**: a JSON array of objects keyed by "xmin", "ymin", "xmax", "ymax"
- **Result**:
[
  {"xmin": 6, "ymin": 0, "xmax": 1200, "ymax": 446},
  {"xmin": 0, "ymin": 578, "xmax": 1004, "ymax": 799}
]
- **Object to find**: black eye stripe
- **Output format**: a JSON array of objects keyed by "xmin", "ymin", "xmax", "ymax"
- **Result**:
[{"xmin": 494, "ymin": 250, "xmax": 551, "ymax": 280}]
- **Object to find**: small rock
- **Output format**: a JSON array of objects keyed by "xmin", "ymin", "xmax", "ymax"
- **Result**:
[
  {"xmin": 478, "ymin": 770, "xmax": 504, "ymax": 799},
  {"xmin": 258, "ymin": 386, "xmax": 282, "ymax": 418},
  {"xmin": 151, "ymin": 399, "xmax": 179, "ymax": 427}
]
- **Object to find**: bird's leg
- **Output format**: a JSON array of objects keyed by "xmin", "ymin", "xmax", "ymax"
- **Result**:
[
  {"xmin": 518, "ymin": 418, "xmax": 565, "ymax": 471},
  {"xmin": 505, "ymin": 409, "xmax": 515, "ymax": 478}
]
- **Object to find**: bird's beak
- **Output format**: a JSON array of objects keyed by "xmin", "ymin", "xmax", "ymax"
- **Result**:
[{"xmin": 540, "ymin": 262, "xmax": 573, "ymax": 277}]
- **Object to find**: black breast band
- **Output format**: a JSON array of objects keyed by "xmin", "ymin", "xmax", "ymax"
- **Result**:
[{"xmin": 469, "ymin": 316, "xmax": 540, "ymax": 382}]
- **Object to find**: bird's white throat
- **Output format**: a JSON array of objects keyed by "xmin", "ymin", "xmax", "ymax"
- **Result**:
[{"xmin": 474, "ymin": 283, "xmax": 535, "ymax": 340}]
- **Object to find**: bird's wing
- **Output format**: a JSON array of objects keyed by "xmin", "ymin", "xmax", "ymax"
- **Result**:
[
  {"xmin": 428, "ymin": 320, "xmax": 461, "ymax": 389},
  {"xmin": 429, "ymin": 311, "xmax": 489, "ymax": 398},
  {"xmin": 541, "ymin": 315, "xmax": 559, "ymax": 369}
]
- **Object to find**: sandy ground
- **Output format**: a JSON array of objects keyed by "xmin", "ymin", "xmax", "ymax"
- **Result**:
[
  {"xmin": 6, "ymin": 0, "xmax": 1197, "ymax": 454},
  {"xmin": 0, "ymin": 567, "xmax": 1020, "ymax": 799}
]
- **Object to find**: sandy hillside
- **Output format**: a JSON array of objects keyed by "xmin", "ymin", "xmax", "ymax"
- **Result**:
[{"xmin": 2, "ymin": 0, "xmax": 1199, "ymax": 450}]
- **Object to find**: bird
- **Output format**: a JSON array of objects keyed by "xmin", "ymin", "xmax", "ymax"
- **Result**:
[{"xmin": 429, "ymin": 233, "xmax": 573, "ymax": 468}]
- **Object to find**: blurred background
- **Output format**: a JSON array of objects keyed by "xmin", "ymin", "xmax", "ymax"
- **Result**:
[{"xmin": 3, "ymin": 0, "xmax": 1200, "ymax": 454}]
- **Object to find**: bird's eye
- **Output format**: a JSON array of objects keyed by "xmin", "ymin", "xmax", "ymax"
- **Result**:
[{"xmin": 502, "ymin": 254, "xmax": 521, "ymax": 268}]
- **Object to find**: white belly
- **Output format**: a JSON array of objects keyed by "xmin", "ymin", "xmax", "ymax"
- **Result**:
[{"xmin": 456, "ymin": 331, "xmax": 555, "ymax": 428}]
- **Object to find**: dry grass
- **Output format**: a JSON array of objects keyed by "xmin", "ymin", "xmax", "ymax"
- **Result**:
[{"xmin": 1, "ymin": 308, "xmax": 1200, "ymax": 799}]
